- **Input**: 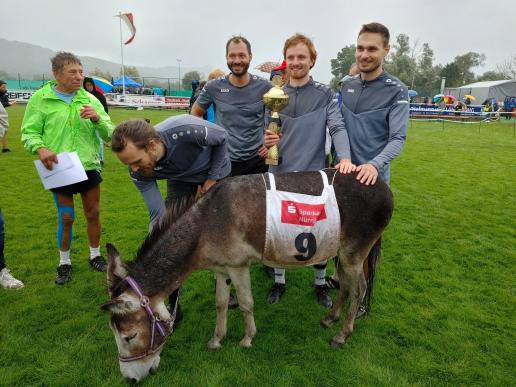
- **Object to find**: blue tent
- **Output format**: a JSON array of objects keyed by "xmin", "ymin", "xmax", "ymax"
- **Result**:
[{"xmin": 112, "ymin": 76, "xmax": 142, "ymax": 87}]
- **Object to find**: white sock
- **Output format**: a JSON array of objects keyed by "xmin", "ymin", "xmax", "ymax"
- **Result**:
[
  {"xmin": 59, "ymin": 250, "xmax": 71, "ymax": 266},
  {"xmin": 89, "ymin": 246, "xmax": 101, "ymax": 260},
  {"xmin": 274, "ymin": 268, "xmax": 286, "ymax": 285},
  {"xmin": 314, "ymin": 267, "xmax": 327, "ymax": 286}
]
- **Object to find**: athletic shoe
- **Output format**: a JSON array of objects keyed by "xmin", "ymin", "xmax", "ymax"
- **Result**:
[
  {"xmin": 89, "ymin": 256, "xmax": 107, "ymax": 272},
  {"xmin": 55, "ymin": 264, "xmax": 72, "ymax": 285},
  {"xmin": 324, "ymin": 276, "xmax": 340, "ymax": 289},
  {"xmin": 263, "ymin": 265, "xmax": 275, "ymax": 278},
  {"xmin": 315, "ymin": 285, "xmax": 333, "ymax": 308},
  {"xmin": 2, "ymin": 148, "xmax": 11, "ymax": 153},
  {"xmin": 0, "ymin": 268, "xmax": 24, "ymax": 289},
  {"xmin": 212, "ymin": 280, "xmax": 239, "ymax": 309},
  {"xmin": 356, "ymin": 304, "xmax": 367, "ymax": 319},
  {"xmin": 267, "ymin": 283, "xmax": 286, "ymax": 304}
]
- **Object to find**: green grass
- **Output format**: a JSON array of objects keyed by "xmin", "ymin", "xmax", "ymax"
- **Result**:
[{"xmin": 1, "ymin": 105, "xmax": 515, "ymax": 386}]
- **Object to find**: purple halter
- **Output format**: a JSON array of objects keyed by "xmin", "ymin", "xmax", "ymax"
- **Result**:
[{"xmin": 118, "ymin": 276, "xmax": 172, "ymax": 362}]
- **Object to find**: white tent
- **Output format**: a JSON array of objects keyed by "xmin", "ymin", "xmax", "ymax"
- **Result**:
[{"xmin": 444, "ymin": 79, "xmax": 516, "ymax": 103}]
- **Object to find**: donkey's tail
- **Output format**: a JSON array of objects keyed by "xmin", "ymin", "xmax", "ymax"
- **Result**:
[{"xmin": 364, "ymin": 238, "xmax": 382, "ymax": 314}]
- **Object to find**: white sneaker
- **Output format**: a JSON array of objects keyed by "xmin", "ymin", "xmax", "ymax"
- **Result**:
[{"xmin": 0, "ymin": 268, "xmax": 25, "ymax": 289}]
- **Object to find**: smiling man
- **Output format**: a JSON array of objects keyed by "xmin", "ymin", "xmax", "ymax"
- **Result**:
[
  {"xmin": 21, "ymin": 52, "xmax": 114, "ymax": 285},
  {"xmin": 341, "ymin": 22, "xmax": 409, "ymax": 186},
  {"xmin": 339, "ymin": 22, "xmax": 409, "ymax": 317},
  {"xmin": 263, "ymin": 33, "xmax": 355, "ymax": 307},
  {"xmin": 191, "ymin": 35, "xmax": 271, "ymax": 176}
]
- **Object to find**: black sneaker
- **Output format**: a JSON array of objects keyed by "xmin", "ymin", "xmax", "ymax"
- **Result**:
[
  {"xmin": 55, "ymin": 264, "xmax": 72, "ymax": 285},
  {"xmin": 324, "ymin": 276, "xmax": 340, "ymax": 289},
  {"xmin": 2, "ymin": 148, "xmax": 11, "ymax": 153},
  {"xmin": 212, "ymin": 279, "xmax": 239, "ymax": 309},
  {"xmin": 228, "ymin": 293, "xmax": 239, "ymax": 309},
  {"xmin": 356, "ymin": 304, "xmax": 367, "ymax": 319},
  {"xmin": 267, "ymin": 283, "xmax": 286, "ymax": 305},
  {"xmin": 89, "ymin": 256, "xmax": 107, "ymax": 272},
  {"xmin": 263, "ymin": 265, "xmax": 275, "ymax": 278},
  {"xmin": 315, "ymin": 285, "xmax": 333, "ymax": 308}
]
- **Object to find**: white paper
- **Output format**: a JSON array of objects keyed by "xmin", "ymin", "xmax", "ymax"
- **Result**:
[{"xmin": 34, "ymin": 152, "xmax": 88, "ymax": 190}]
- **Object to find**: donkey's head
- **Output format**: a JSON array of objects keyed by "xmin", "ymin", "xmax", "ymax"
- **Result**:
[{"xmin": 101, "ymin": 243, "xmax": 172, "ymax": 383}]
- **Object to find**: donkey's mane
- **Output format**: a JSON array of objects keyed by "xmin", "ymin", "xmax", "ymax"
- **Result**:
[{"xmin": 135, "ymin": 196, "xmax": 197, "ymax": 261}]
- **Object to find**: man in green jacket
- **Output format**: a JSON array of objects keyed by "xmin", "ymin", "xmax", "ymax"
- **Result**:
[{"xmin": 21, "ymin": 52, "xmax": 114, "ymax": 285}]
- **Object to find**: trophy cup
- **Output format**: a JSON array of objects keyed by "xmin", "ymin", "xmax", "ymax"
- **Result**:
[{"xmin": 263, "ymin": 75, "xmax": 289, "ymax": 165}]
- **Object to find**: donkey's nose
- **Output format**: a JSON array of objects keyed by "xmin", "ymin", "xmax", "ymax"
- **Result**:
[{"xmin": 125, "ymin": 377, "xmax": 138, "ymax": 384}]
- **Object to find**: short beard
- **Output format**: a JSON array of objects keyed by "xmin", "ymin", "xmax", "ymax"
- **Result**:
[
  {"xmin": 359, "ymin": 62, "xmax": 381, "ymax": 74},
  {"xmin": 140, "ymin": 150, "xmax": 158, "ymax": 176},
  {"xmin": 227, "ymin": 62, "xmax": 250, "ymax": 77}
]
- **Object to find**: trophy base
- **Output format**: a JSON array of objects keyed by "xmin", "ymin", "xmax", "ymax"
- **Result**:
[{"xmin": 265, "ymin": 158, "xmax": 281, "ymax": 166}]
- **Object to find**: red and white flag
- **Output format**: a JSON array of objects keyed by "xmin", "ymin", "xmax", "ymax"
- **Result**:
[{"xmin": 119, "ymin": 13, "xmax": 136, "ymax": 45}]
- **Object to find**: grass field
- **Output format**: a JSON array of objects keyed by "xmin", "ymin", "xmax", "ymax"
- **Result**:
[{"xmin": 1, "ymin": 105, "xmax": 514, "ymax": 386}]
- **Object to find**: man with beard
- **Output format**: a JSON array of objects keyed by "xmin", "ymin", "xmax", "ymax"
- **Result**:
[
  {"xmin": 111, "ymin": 115, "xmax": 231, "ymax": 322},
  {"xmin": 339, "ymin": 22, "xmax": 409, "ymax": 316},
  {"xmin": 263, "ymin": 33, "xmax": 355, "ymax": 308},
  {"xmin": 191, "ymin": 36, "xmax": 271, "ymax": 176}
]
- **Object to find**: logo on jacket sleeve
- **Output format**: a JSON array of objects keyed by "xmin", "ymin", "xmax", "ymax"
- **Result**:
[{"xmin": 281, "ymin": 201, "xmax": 327, "ymax": 226}]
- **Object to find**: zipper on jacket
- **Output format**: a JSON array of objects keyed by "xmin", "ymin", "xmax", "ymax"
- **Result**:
[
  {"xmin": 293, "ymin": 88, "xmax": 299, "ymax": 117},
  {"xmin": 353, "ymin": 80, "xmax": 367, "ymax": 113}
]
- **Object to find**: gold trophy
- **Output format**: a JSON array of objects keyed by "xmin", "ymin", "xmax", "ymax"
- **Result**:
[{"xmin": 263, "ymin": 75, "xmax": 289, "ymax": 165}]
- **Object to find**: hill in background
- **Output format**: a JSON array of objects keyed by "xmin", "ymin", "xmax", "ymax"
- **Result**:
[{"xmin": 0, "ymin": 38, "xmax": 211, "ymax": 81}]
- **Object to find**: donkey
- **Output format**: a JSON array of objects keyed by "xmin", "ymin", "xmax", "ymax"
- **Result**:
[{"xmin": 101, "ymin": 170, "xmax": 393, "ymax": 382}]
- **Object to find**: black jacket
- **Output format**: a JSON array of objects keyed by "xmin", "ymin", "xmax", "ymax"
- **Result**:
[
  {"xmin": 0, "ymin": 91, "xmax": 10, "ymax": 108},
  {"xmin": 83, "ymin": 77, "xmax": 109, "ymax": 113}
]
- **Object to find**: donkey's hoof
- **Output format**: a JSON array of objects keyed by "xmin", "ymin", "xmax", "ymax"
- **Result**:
[
  {"xmin": 207, "ymin": 338, "xmax": 222, "ymax": 350},
  {"xmin": 320, "ymin": 316, "xmax": 336, "ymax": 329},
  {"xmin": 239, "ymin": 337, "xmax": 253, "ymax": 348},
  {"xmin": 330, "ymin": 336, "xmax": 346, "ymax": 348}
]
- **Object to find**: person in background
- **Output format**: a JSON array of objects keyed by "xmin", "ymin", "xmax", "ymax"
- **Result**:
[
  {"xmin": 0, "ymin": 80, "xmax": 16, "ymax": 153},
  {"xmin": 83, "ymin": 77, "xmax": 109, "ymax": 166},
  {"xmin": 0, "ymin": 209, "xmax": 24, "ymax": 289},
  {"xmin": 189, "ymin": 79, "xmax": 200, "ymax": 112},
  {"xmin": 205, "ymin": 69, "xmax": 226, "ymax": 123}
]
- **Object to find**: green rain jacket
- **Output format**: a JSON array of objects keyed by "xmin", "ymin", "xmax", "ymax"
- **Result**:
[{"xmin": 21, "ymin": 81, "xmax": 114, "ymax": 171}]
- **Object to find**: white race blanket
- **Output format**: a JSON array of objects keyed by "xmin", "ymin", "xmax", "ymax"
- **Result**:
[{"xmin": 263, "ymin": 171, "xmax": 341, "ymax": 266}]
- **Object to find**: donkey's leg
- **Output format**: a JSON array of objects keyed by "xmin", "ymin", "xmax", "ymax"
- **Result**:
[
  {"xmin": 208, "ymin": 271, "xmax": 231, "ymax": 350},
  {"xmin": 227, "ymin": 266, "xmax": 256, "ymax": 348},
  {"xmin": 321, "ymin": 254, "xmax": 349, "ymax": 328},
  {"xmin": 331, "ymin": 258, "xmax": 367, "ymax": 347}
]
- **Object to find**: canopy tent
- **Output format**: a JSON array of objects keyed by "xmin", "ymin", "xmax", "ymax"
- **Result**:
[
  {"xmin": 112, "ymin": 76, "xmax": 142, "ymax": 87},
  {"xmin": 444, "ymin": 80, "xmax": 516, "ymax": 103}
]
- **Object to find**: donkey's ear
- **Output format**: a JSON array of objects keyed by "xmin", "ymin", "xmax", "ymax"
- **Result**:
[
  {"xmin": 100, "ymin": 293, "xmax": 139, "ymax": 315},
  {"xmin": 106, "ymin": 243, "xmax": 128, "ymax": 280}
]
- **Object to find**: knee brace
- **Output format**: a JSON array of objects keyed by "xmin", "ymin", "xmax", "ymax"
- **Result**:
[{"xmin": 53, "ymin": 193, "xmax": 75, "ymax": 248}]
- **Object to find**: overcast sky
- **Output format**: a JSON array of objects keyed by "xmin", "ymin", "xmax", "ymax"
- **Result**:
[{"xmin": 1, "ymin": 0, "xmax": 514, "ymax": 83}]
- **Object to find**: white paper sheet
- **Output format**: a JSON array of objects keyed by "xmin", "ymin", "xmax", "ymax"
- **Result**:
[{"xmin": 34, "ymin": 152, "xmax": 88, "ymax": 190}]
